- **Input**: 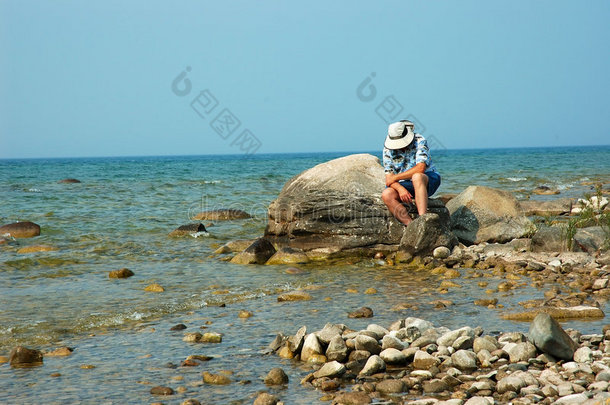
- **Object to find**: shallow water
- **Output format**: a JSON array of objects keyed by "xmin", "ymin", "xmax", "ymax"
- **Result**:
[{"xmin": 0, "ymin": 147, "xmax": 609, "ymax": 403}]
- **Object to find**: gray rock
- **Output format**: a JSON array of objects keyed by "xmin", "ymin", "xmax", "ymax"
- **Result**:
[
  {"xmin": 573, "ymin": 226, "xmax": 606, "ymax": 253},
  {"xmin": 404, "ymin": 317, "xmax": 435, "ymax": 334},
  {"xmin": 451, "ymin": 350, "xmax": 477, "ymax": 371},
  {"xmin": 355, "ymin": 334, "xmax": 380, "ymax": 354},
  {"xmin": 359, "ymin": 354, "xmax": 385, "ymax": 376},
  {"xmin": 446, "ymin": 186, "xmax": 534, "ymax": 244},
  {"xmin": 413, "ymin": 350, "xmax": 440, "ymax": 370},
  {"xmin": 399, "ymin": 213, "xmax": 457, "ymax": 256},
  {"xmin": 366, "ymin": 324, "xmax": 389, "ymax": 340},
  {"xmin": 288, "ymin": 326, "xmax": 307, "ymax": 352},
  {"xmin": 375, "ymin": 379, "xmax": 406, "ymax": 394},
  {"xmin": 453, "ymin": 336, "xmax": 474, "ymax": 351},
  {"xmin": 379, "ymin": 348, "xmax": 407, "ymax": 365},
  {"xmin": 437, "ymin": 326, "xmax": 474, "ymax": 347},
  {"xmin": 528, "ymin": 313, "xmax": 578, "ymax": 360},
  {"xmin": 497, "ymin": 373, "xmax": 530, "ymax": 394},
  {"xmin": 531, "ymin": 225, "xmax": 566, "ymax": 252},
  {"xmin": 168, "ymin": 223, "xmax": 207, "ymax": 237},
  {"xmin": 573, "ymin": 346, "xmax": 593, "ymax": 363},
  {"xmin": 313, "ymin": 361, "xmax": 346, "ymax": 379},
  {"xmin": 326, "ymin": 335, "xmax": 349, "ymax": 362},
  {"xmin": 433, "ymin": 246, "xmax": 451, "ymax": 259},
  {"xmin": 382, "ymin": 335, "xmax": 405, "ymax": 350},
  {"xmin": 554, "ymin": 393, "xmax": 588, "ymax": 404},
  {"xmin": 301, "ymin": 333, "xmax": 323, "ymax": 362},
  {"xmin": 464, "ymin": 397, "xmax": 494, "ymax": 405},
  {"xmin": 395, "ymin": 326, "xmax": 422, "ymax": 343},
  {"xmin": 264, "ymin": 367, "xmax": 288, "ymax": 385},
  {"xmin": 520, "ymin": 198, "xmax": 573, "ymax": 216},
  {"xmin": 506, "ymin": 341, "xmax": 537, "ymax": 363},
  {"xmin": 316, "ymin": 323, "xmax": 343, "ymax": 345},
  {"xmin": 473, "ymin": 336, "xmax": 499, "ymax": 353},
  {"xmin": 423, "ymin": 378, "xmax": 450, "ymax": 393},
  {"xmin": 230, "ymin": 237, "xmax": 276, "ymax": 264}
]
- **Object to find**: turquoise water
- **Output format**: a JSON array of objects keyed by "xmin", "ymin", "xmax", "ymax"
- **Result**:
[{"xmin": 0, "ymin": 146, "xmax": 609, "ymax": 404}]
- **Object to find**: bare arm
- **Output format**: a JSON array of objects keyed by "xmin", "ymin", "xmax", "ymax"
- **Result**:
[{"xmin": 385, "ymin": 162, "xmax": 427, "ymax": 186}]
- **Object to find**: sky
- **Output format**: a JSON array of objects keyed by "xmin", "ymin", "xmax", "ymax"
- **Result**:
[{"xmin": 1, "ymin": 0, "xmax": 609, "ymax": 158}]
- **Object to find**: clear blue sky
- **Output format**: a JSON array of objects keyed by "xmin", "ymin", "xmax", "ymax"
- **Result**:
[{"xmin": 1, "ymin": 1, "xmax": 609, "ymax": 158}]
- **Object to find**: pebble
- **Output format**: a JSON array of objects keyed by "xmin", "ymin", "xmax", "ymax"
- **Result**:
[{"xmin": 253, "ymin": 392, "xmax": 279, "ymax": 405}]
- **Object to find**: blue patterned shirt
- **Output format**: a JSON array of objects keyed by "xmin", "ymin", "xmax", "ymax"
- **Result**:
[{"xmin": 382, "ymin": 134, "xmax": 438, "ymax": 174}]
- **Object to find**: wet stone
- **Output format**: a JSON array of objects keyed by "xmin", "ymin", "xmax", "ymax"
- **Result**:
[
  {"xmin": 150, "ymin": 386, "xmax": 174, "ymax": 395},
  {"xmin": 9, "ymin": 346, "xmax": 43, "ymax": 368},
  {"xmin": 170, "ymin": 323, "xmax": 187, "ymax": 331},
  {"xmin": 253, "ymin": 392, "xmax": 279, "ymax": 405},
  {"xmin": 264, "ymin": 367, "xmax": 289, "ymax": 385},
  {"xmin": 376, "ymin": 379, "xmax": 406, "ymax": 394},
  {"xmin": 348, "ymin": 307, "xmax": 374, "ymax": 318}
]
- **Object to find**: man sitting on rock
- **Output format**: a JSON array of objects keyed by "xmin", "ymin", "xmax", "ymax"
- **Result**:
[{"xmin": 381, "ymin": 120, "xmax": 441, "ymax": 225}]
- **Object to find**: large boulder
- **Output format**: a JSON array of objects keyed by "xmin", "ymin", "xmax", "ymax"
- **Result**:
[
  {"xmin": 572, "ymin": 226, "xmax": 607, "ymax": 253},
  {"xmin": 519, "ymin": 198, "xmax": 573, "ymax": 217},
  {"xmin": 0, "ymin": 221, "xmax": 40, "ymax": 238},
  {"xmin": 446, "ymin": 186, "xmax": 534, "ymax": 245},
  {"xmin": 264, "ymin": 154, "xmax": 450, "ymax": 253}
]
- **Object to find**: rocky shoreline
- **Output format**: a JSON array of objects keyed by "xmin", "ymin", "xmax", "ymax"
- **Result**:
[{"xmin": 262, "ymin": 313, "xmax": 610, "ymax": 405}]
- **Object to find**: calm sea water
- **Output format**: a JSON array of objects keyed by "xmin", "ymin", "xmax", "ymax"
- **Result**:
[{"xmin": 0, "ymin": 146, "xmax": 609, "ymax": 404}]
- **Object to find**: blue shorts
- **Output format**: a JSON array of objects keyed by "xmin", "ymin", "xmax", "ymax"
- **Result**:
[{"xmin": 396, "ymin": 171, "xmax": 441, "ymax": 197}]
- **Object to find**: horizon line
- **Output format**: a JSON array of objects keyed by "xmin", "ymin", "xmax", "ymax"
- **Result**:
[{"xmin": 1, "ymin": 144, "xmax": 609, "ymax": 161}]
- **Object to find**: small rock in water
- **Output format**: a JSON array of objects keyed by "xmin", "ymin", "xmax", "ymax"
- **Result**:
[
  {"xmin": 144, "ymin": 283, "xmax": 165, "ymax": 292},
  {"xmin": 58, "ymin": 178, "xmax": 81, "ymax": 183},
  {"xmin": 0, "ymin": 221, "xmax": 41, "ymax": 238},
  {"xmin": 202, "ymin": 371, "xmax": 231, "ymax": 385},
  {"xmin": 200, "ymin": 332, "xmax": 222, "ymax": 343},
  {"xmin": 264, "ymin": 367, "xmax": 289, "ymax": 385},
  {"xmin": 183, "ymin": 332, "xmax": 202, "ymax": 343},
  {"xmin": 168, "ymin": 223, "xmax": 207, "ymax": 237},
  {"xmin": 253, "ymin": 392, "xmax": 279, "ymax": 405},
  {"xmin": 150, "ymin": 386, "xmax": 174, "ymax": 395},
  {"xmin": 9, "ymin": 346, "xmax": 43, "ymax": 367},
  {"xmin": 45, "ymin": 347, "xmax": 73, "ymax": 356},
  {"xmin": 108, "ymin": 268, "xmax": 134, "ymax": 279},
  {"xmin": 277, "ymin": 291, "xmax": 312, "ymax": 302},
  {"xmin": 348, "ymin": 307, "xmax": 373, "ymax": 318},
  {"xmin": 364, "ymin": 288, "xmax": 377, "ymax": 294},
  {"xmin": 181, "ymin": 399, "xmax": 201, "ymax": 405},
  {"xmin": 192, "ymin": 209, "xmax": 251, "ymax": 220},
  {"xmin": 170, "ymin": 324, "xmax": 187, "ymax": 331},
  {"xmin": 238, "ymin": 310, "xmax": 253, "ymax": 318}
]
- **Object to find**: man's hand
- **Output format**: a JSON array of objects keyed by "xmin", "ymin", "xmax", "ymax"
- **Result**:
[
  {"xmin": 397, "ymin": 187, "xmax": 413, "ymax": 204},
  {"xmin": 385, "ymin": 174, "xmax": 397, "ymax": 187}
]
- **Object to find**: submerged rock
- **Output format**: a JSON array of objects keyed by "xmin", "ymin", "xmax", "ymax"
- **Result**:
[
  {"xmin": 446, "ymin": 186, "xmax": 534, "ymax": 244},
  {"xmin": 17, "ymin": 245, "xmax": 57, "ymax": 254},
  {"xmin": 108, "ymin": 268, "xmax": 134, "ymax": 279},
  {"xmin": 0, "ymin": 221, "xmax": 41, "ymax": 238},
  {"xmin": 265, "ymin": 247, "xmax": 310, "ymax": 264},
  {"xmin": 58, "ymin": 178, "xmax": 81, "ymax": 183},
  {"xmin": 168, "ymin": 223, "xmax": 207, "ymax": 237},
  {"xmin": 192, "ymin": 209, "xmax": 251, "ymax": 220}
]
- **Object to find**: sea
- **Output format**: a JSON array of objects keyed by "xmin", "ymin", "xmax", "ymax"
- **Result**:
[{"xmin": 0, "ymin": 146, "xmax": 609, "ymax": 404}]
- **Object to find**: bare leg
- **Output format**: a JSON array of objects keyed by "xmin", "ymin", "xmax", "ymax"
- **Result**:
[
  {"xmin": 411, "ymin": 172, "xmax": 429, "ymax": 216},
  {"xmin": 381, "ymin": 188, "xmax": 412, "ymax": 225}
]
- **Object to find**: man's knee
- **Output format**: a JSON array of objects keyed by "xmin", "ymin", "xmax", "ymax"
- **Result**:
[
  {"xmin": 412, "ymin": 172, "xmax": 428, "ymax": 186},
  {"xmin": 381, "ymin": 187, "xmax": 397, "ymax": 203}
]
